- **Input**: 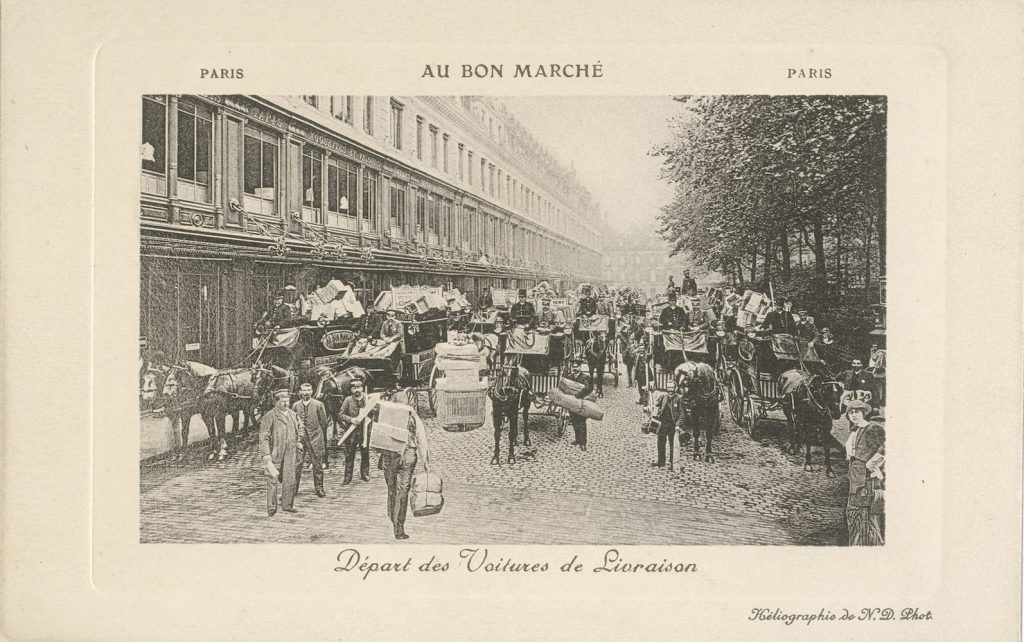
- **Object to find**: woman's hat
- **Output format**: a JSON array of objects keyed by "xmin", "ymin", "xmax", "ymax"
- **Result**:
[{"xmin": 845, "ymin": 399, "xmax": 872, "ymax": 414}]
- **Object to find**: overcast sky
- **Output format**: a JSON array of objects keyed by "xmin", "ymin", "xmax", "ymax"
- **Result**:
[{"xmin": 500, "ymin": 96, "xmax": 680, "ymax": 237}]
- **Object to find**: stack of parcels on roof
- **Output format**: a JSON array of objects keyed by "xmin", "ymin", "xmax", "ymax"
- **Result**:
[
  {"xmin": 434, "ymin": 342, "xmax": 487, "ymax": 372},
  {"xmin": 491, "ymin": 289, "xmax": 515, "ymax": 308},
  {"xmin": 737, "ymin": 290, "xmax": 771, "ymax": 327},
  {"xmin": 445, "ymin": 288, "xmax": 471, "ymax": 311},
  {"xmin": 309, "ymin": 280, "xmax": 365, "ymax": 321}
]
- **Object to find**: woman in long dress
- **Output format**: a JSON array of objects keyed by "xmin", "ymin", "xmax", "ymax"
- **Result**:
[{"xmin": 844, "ymin": 400, "xmax": 886, "ymax": 545}]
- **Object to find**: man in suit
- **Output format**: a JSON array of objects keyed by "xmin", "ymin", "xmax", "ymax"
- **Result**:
[
  {"xmin": 576, "ymin": 285, "xmax": 598, "ymax": 318},
  {"xmin": 292, "ymin": 383, "xmax": 327, "ymax": 495},
  {"xmin": 841, "ymin": 359, "xmax": 877, "ymax": 413},
  {"xmin": 658, "ymin": 291, "xmax": 690, "ymax": 330},
  {"xmin": 795, "ymin": 309, "xmax": 819, "ymax": 342},
  {"xmin": 256, "ymin": 290, "xmax": 293, "ymax": 330},
  {"xmin": 681, "ymin": 270, "xmax": 698, "ymax": 296},
  {"xmin": 509, "ymin": 288, "xmax": 536, "ymax": 328},
  {"xmin": 762, "ymin": 298, "xmax": 798, "ymax": 335},
  {"xmin": 260, "ymin": 390, "xmax": 303, "ymax": 516},
  {"xmin": 478, "ymin": 287, "xmax": 494, "ymax": 309},
  {"xmin": 379, "ymin": 309, "xmax": 404, "ymax": 342},
  {"xmin": 337, "ymin": 378, "xmax": 372, "ymax": 484}
]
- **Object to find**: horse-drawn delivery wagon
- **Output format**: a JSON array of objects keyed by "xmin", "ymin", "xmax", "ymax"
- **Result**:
[
  {"xmin": 573, "ymin": 313, "xmax": 619, "ymax": 389},
  {"xmin": 724, "ymin": 331, "xmax": 831, "ymax": 438}
]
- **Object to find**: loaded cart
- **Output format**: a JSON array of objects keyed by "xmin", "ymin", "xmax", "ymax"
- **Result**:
[{"xmin": 432, "ymin": 341, "xmax": 489, "ymax": 431}]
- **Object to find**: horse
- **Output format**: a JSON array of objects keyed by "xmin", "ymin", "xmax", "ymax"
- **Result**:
[
  {"xmin": 779, "ymin": 369, "xmax": 844, "ymax": 476},
  {"xmin": 619, "ymin": 326, "xmax": 641, "ymax": 388},
  {"xmin": 673, "ymin": 361, "xmax": 722, "ymax": 463},
  {"xmin": 141, "ymin": 362, "xmax": 213, "ymax": 456},
  {"xmin": 487, "ymin": 364, "xmax": 533, "ymax": 465},
  {"xmin": 316, "ymin": 366, "xmax": 374, "ymax": 440},
  {"xmin": 162, "ymin": 362, "xmax": 216, "ymax": 454},
  {"xmin": 198, "ymin": 365, "xmax": 276, "ymax": 461},
  {"xmin": 582, "ymin": 331, "xmax": 607, "ymax": 397}
]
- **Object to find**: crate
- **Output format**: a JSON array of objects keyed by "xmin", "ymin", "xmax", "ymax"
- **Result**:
[{"xmin": 436, "ymin": 388, "xmax": 487, "ymax": 428}]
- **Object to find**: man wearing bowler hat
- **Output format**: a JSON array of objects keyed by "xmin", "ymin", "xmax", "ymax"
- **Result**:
[{"xmin": 260, "ymin": 389, "xmax": 303, "ymax": 516}]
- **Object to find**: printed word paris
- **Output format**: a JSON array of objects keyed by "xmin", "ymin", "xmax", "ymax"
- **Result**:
[
  {"xmin": 200, "ymin": 68, "xmax": 244, "ymax": 79},
  {"xmin": 787, "ymin": 68, "xmax": 831, "ymax": 79}
]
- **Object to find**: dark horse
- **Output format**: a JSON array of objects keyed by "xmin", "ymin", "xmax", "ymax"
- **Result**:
[
  {"xmin": 199, "ymin": 365, "xmax": 277, "ymax": 461},
  {"xmin": 487, "ymin": 364, "xmax": 533, "ymax": 465},
  {"xmin": 779, "ymin": 369, "xmax": 844, "ymax": 476},
  {"xmin": 673, "ymin": 361, "xmax": 722, "ymax": 463},
  {"xmin": 582, "ymin": 331, "xmax": 607, "ymax": 397},
  {"xmin": 316, "ymin": 366, "xmax": 374, "ymax": 439}
]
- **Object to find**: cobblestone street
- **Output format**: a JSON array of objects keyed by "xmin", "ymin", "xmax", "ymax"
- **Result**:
[{"xmin": 140, "ymin": 366, "xmax": 849, "ymax": 545}]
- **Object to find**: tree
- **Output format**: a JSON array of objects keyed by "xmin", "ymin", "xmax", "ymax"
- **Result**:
[{"xmin": 654, "ymin": 95, "xmax": 886, "ymax": 328}]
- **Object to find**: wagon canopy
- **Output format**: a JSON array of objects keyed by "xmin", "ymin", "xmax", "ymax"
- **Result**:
[
  {"xmin": 662, "ymin": 328, "xmax": 708, "ymax": 354},
  {"xmin": 769, "ymin": 333, "xmax": 823, "ymax": 363}
]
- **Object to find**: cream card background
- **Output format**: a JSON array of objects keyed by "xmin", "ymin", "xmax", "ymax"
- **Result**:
[{"xmin": 2, "ymin": 1, "xmax": 1021, "ymax": 640}]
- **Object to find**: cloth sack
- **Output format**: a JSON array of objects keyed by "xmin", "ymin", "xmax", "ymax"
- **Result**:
[
  {"xmin": 548, "ymin": 388, "xmax": 604, "ymax": 421},
  {"xmin": 411, "ymin": 472, "xmax": 444, "ymax": 517},
  {"xmin": 410, "ymin": 414, "xmax": 444, "ymax": 517}
]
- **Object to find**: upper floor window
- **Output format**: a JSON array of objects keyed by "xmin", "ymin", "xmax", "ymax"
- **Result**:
[
  {"xmin": 243, "ymin": 127, "xmax": 279, "ymax": 216},
  {"xmin": 176, "ymin": 101, "xmax": 213, "ymax": 201},
  {"xmin": 362, "ymin": 168, "xmax": 378, "ymax": 231},
  {"xmin": 326, "ymin": 157, "xmax": 357, "ymax": 229},
  {"xmin": 416, "ymin": 117, "xmax": 425, "ymax": 161},
  {"xmin": 415, "ymin": 190, "xmax": 427, "ymax": 239},
  {"xmin": 429, "ymin": 126, "xmax": 439, "ymax": 168},
  {"xmin": 363, "ymin": 97, "xmax": 374, "ymax": 134},
  {"xmin": 390, "ymin": 100, "xmax": 403, "ymax": 149},
  {"xmin": 141, "ymin": 96, "xmax": 167, "ymax": 196},
  {"xmin": 389, "ymin": 181, "xmax": 406, "ymax": 229},
  {"xmin": 141, "ymin": 96, "xmax": 166, "ymax": 176},
  {"xmin": 302, "ymin": 95, "xmax": 319, "ymax": 108},
  {"xmin": 301, "ymin": 147, "xmax": 324, "ymax": 223},
  {"xmin": 330, "ymin": 96, "xmax": 353, "ymax": 123}
]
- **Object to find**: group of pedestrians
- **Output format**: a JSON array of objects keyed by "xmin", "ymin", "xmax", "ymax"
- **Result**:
[{"xmin": 259, "ymin": 378, "xmax": 427, "ymax": 541}]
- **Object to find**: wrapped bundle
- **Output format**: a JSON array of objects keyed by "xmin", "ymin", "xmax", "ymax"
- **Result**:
[
  {"xmin": 548, "ymin": 388, "xmax": 604, "ymax": 421},
  {"xmin": 558, "ymin": 377, "xmax": 586, "ymax": 396}
]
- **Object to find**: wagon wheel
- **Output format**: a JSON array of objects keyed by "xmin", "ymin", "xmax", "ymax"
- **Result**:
[
  {"xmin": 610, "ymin": 348, "xmax": 619, "ymax": 387},
  {"xmin": 743, "ymin": 390, "xmax": 757, "ymax": 438},
  {"xmin": 426, "ymin": 365, "xmax": 438, "ymax": 416},
  {"xmin": 715, "ymin": 346, "xmax": 729, "ymax": 388},
  {"xmin": 727, "ymin": 369, "xmax": 745, "ymax": 424}
]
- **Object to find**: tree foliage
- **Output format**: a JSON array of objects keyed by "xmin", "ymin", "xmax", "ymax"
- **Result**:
[{"xmin": 654, "ymin": 95, "xmax": 886, "ymax": 329}]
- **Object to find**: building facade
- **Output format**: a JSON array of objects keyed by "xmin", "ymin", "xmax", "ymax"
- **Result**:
[
  {"xmin": 140, "ymin": 94, "xmax": 606, "ymax": 367},
  {"xmin": 602, "ymin": 229, "xmax": 711, "ymax": 298}
]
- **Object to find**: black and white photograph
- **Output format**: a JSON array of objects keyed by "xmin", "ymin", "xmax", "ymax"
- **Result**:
[{"xmin": 138, "ymin": 94, "xmax": 887, "ymax": 546}]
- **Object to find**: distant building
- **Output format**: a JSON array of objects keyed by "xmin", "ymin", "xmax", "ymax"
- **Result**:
[{"xmin": 601, "ymin": 229, "xmax": 715, "ymax": 297}]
